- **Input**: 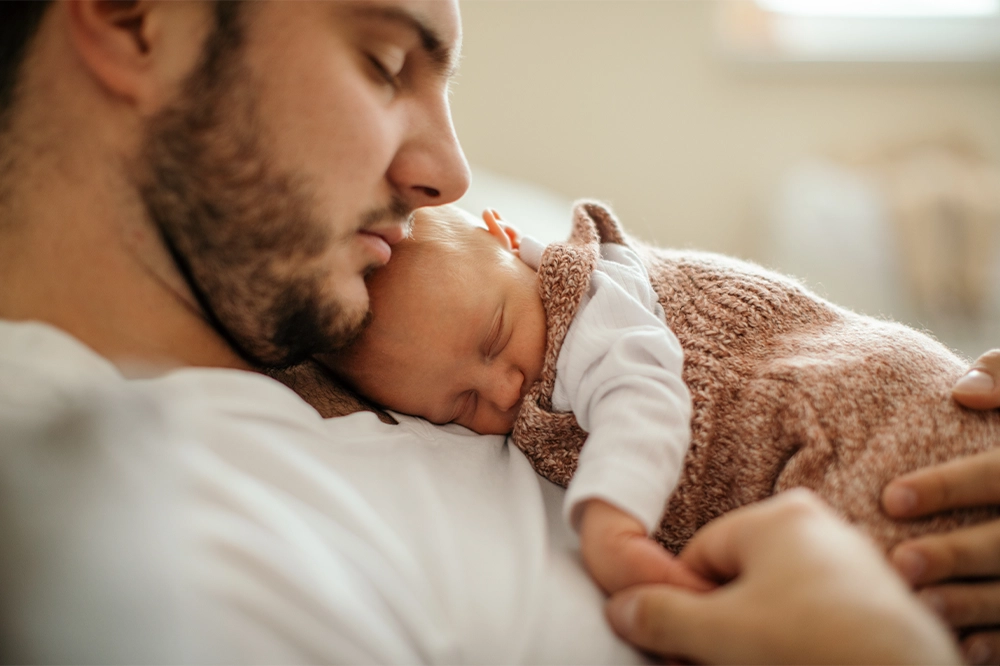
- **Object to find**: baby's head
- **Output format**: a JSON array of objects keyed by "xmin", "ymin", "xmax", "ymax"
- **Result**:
[{"xmin": 327, "ymin": 205, "xmax": 547, "ymax": 434}]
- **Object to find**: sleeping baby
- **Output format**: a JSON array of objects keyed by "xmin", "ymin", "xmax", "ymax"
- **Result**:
[{"xmin": 324, "ymin": 200, "xmax": 1000, "ymax": 595}]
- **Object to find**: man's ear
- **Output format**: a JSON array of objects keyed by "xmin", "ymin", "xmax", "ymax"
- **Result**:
[{"xmin": 66, "ymin": 0, "xmax": 210, "ymax": 112}]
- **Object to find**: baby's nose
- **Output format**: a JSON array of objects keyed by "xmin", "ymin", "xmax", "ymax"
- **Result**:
[{"xmin": 490, "ymin": 368, "xmax": 523, "ymax": 413}]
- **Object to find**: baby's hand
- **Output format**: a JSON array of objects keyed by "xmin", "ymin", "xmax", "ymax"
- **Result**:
[
  {"xmin": 578, "ymin": 499, "xmax": 714, "ymax": 595},
  {"xmin": 482, "ymin": 209, "xmax": 522, "ymax": 255}
]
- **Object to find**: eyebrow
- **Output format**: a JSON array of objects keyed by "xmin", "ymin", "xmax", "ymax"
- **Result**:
[{"xmin": 348, "ymin": 4, "xmax": 461, "ymax": 80}]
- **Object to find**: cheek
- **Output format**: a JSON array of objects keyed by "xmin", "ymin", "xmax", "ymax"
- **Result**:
[
  {"xmin": 281, "ymin": 78, "xmax": 396, "ymax": 198},
  {"xmin": 245, "ymin": 20, "xmax": 401, "ymax": 216},
  {"xmin": 473, "ymin": 410, "xmax": 517, "ymax": 436}
]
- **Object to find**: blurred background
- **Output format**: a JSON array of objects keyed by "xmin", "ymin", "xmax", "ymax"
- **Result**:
[{"xmin": 451, "ymin": 0, "xmax": 1000, "ymax": 358}]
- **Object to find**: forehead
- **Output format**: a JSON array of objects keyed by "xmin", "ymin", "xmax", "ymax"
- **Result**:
[{"xmin": 352, "ymin": 252, "xmax": 487, "ymax": 400}]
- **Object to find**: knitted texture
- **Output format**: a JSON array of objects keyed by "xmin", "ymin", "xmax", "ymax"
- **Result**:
[{"xmin": 511, "ymin": 201, "xmax": 1000, "ymax": 554}]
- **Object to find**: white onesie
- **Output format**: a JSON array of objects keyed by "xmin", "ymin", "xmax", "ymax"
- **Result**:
[{"xmin": 519, "ymin": 237, "xmax": 692, "ymax": 535}]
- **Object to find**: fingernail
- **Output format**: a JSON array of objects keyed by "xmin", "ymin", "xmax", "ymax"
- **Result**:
[
  {"xmin": 918, "ymin": 590, "xmax": 946, "ymax": 617},
  {"xmin": 955, "ymin": 369, "xmax": 995, "ymax": 395},
  {"xmin": 966, "ymin": 638, "xmax": 993, "ymax": 665},
  {"xmin": 883, "ymin": 485, "xmax": 917, "ymax": 515},
  {"xmin": 892, "ymin": 548, "xmax": 926, "ymax": 583},
  {"xmin": 608, "ymin": 595, "xmax": 639, "ymax": 633}
]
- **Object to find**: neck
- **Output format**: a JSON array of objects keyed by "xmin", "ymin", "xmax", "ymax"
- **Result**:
[{"xmin": 0, "ymin": 148, "xmax": 251, "ymax": 373}]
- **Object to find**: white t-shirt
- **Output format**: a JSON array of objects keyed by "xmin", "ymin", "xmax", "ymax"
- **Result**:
[
  {"xmin": 519, "ymin": 237, "xmax": 692, "ymax": 534},
  {"xmin": 0, "ymin": 320, "xmax": 647, "ymax": 664}
]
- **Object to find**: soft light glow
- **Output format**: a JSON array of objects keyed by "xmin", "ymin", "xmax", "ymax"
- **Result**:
[{"xmin": 755, "ymin": 0, "xmax": 1000, "ymax": 18}]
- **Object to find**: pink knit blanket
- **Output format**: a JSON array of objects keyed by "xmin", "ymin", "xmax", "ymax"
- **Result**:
[{"xmin": 511, "ymin": 201, "xmax": 1000, "ymax": 553}]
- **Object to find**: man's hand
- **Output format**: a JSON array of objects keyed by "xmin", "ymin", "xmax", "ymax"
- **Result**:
[
  {"xmin": 882, "ymin": 349, "xmax": 1000, "ymax": 664},
  {"xmin": 577, "ymin": 499, "xmax": 711, "ymax": 594},
  {"xmin": 952, "ymin": 350, "xmax": 1000, "ymax": 411},
  {"xmin": 605, "ymin": 491, "xmax": 959, "ymax": 665},
  {"xmin": 884, "ymin": 451, "xmax": 1000, "ymax": 664}
]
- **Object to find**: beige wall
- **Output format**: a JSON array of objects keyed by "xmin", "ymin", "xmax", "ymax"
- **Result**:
[{"xmin": 450, "ymin": 0, "xmax": 1000, "ymax": 257}]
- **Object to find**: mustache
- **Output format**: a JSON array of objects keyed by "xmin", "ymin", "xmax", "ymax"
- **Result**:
[{"xmin": 359, "ymin": 195, "xmax": 415, "ymax": 236}]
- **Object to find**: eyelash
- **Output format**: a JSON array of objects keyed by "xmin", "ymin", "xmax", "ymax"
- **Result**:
[
  {"xmin": 368, "ymin": 56, "xmax": 401, "ymax": 89},
  {"xmin": 452, "ymin": 311, "xmax": 504, "ymax": 423},
  {"xmin": 488, "ymin": 312, "xmax": 505, "ymax": 359}
]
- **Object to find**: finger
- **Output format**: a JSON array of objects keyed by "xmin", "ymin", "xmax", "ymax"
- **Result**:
[
  {"xmin": 581, "ymin": 535, "xmax": 715, "ymax": 593},
  {"xmin": 502, "ymin": 225, "xmax": 522, "ymax": 249},
  {"xmin": 890, "ymin": 522, "xmax": 1000, "ymax": 585},
  {"xmin": 953, "ymin": 350, "xmax": 1000, "ymax": 411},
  {"xmin": 616, "ymin": 536, "xmax": 715, "ymax": 592},
  {"xmin": 579, "ymin": 502, "xmax": 715, "ymax": 593},
  {"xmin": 883, "ymin": 450, "xmax": 1000, "ymax": 517},
  {"xmin": 920, "ymin": 581, "xmax": 1000, "ymax": 628},
  {"xmin": 606, "ymin": 585, "xmax": 730, "ymax": 663},
  {"xmin": 678, "ymin": 489, "xmax": 830, "ymax": 583},
  {"xmin": 962, "ymin": 630, "xmax": 1000, "ymax": 666}
]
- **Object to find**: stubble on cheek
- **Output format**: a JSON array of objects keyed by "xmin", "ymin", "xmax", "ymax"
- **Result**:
[{"xmin": 134, "ymin": 47, "xmax": 370, "ymax": 368}]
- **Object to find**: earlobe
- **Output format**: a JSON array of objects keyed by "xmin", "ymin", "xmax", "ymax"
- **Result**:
[{"xmin": 66, "ymin": 0, "xmax": 160, "ymax": 107}]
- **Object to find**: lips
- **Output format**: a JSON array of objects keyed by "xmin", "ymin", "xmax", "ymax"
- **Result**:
[
  {"xmin": 358, "ymin": 231, "xmax": 392, "ymax": 265},
  {"xmin": 369, "ymin": 224, "xmax": 407, "ymax": 246},
  {"xmin": 358, "ymin": 224, "xmax": 407, "ymax": 265}
]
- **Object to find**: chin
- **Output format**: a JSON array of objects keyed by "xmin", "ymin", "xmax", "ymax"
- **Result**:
[
  {"xmin": 338, "ymin": 304, "xmax": 372, "ymax": 346},
  {"xmin": 250, "ymin": 284, "xmax": 371, "ymax": 367},
  {"xmin": 497, "ymin": 417, "xmax": 518, "ymax": 435}
]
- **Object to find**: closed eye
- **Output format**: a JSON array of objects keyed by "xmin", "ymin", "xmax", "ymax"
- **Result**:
[
  {"xmin": 486, "ymin": 310, "xmax": 505, "ymax": 359},
  {"xmin": 367, "ymin": 55, "xmax": 401, "ymax": 88}
]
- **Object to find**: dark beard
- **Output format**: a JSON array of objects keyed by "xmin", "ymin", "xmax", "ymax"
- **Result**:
[{"xmin": 133, "ymin": 7, "xmax": 371, "ymax": 369}]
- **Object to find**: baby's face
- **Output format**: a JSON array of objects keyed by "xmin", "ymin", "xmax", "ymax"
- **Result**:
[{"xmin": 343, "ymin": 219, "xmax": 547, "ymax": 434}]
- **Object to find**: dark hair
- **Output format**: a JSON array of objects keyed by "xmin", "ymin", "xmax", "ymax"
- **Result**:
[
  {"xmin": 0, "ymin": 1, "xmax": 244, "ymax": 124},
  {"xmin": 0, "ymin": 1, "xmax": 53, "ymax": 118}
]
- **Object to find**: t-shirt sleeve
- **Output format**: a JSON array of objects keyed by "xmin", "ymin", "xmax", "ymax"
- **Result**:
[{"xmin": 553, "ymin": 243, "xmax": 692, "ymax": 535}]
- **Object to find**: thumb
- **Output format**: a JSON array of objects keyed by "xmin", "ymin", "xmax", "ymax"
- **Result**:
[
  {"xmin": 605, "ymin": 585, "xmax": 721, "ymax": 661},
  {"xmin": 953, "ymin": 350, "xmax": 1000, "ymax": 410}
]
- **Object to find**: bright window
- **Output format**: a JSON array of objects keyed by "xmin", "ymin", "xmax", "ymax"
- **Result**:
[{"xmin": 717, "ymin": 0, "xmax": 1000, "ymax": 62}]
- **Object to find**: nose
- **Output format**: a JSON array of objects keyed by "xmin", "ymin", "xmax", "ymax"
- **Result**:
[
  {"xmin": 484, "ymin": 365, "xmax": 524, "ymax": 413},
  {"xmin": 387, "ymin": 93, "xmax": 471, "ymax": 210}
]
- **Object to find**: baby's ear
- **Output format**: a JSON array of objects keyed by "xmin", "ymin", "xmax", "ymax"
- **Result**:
[{"xmin": 482, "ymin": 209, "xmax": 522, "ymax": 252}]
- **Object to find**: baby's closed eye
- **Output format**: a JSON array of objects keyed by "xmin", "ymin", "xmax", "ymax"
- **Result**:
[{"xmin": 485, "ymin": 310, "xmax": 505, "ymax": 358}]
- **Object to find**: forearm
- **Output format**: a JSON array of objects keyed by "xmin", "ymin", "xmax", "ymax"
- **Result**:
[{"xmin": 565, "ymin": 381, "xmax": 690, "ymax": 533}]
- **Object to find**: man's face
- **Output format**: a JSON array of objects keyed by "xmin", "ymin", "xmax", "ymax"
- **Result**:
[{"xmin": 138, "ymin": 1, "xmax": 470, "ymax": 368}]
